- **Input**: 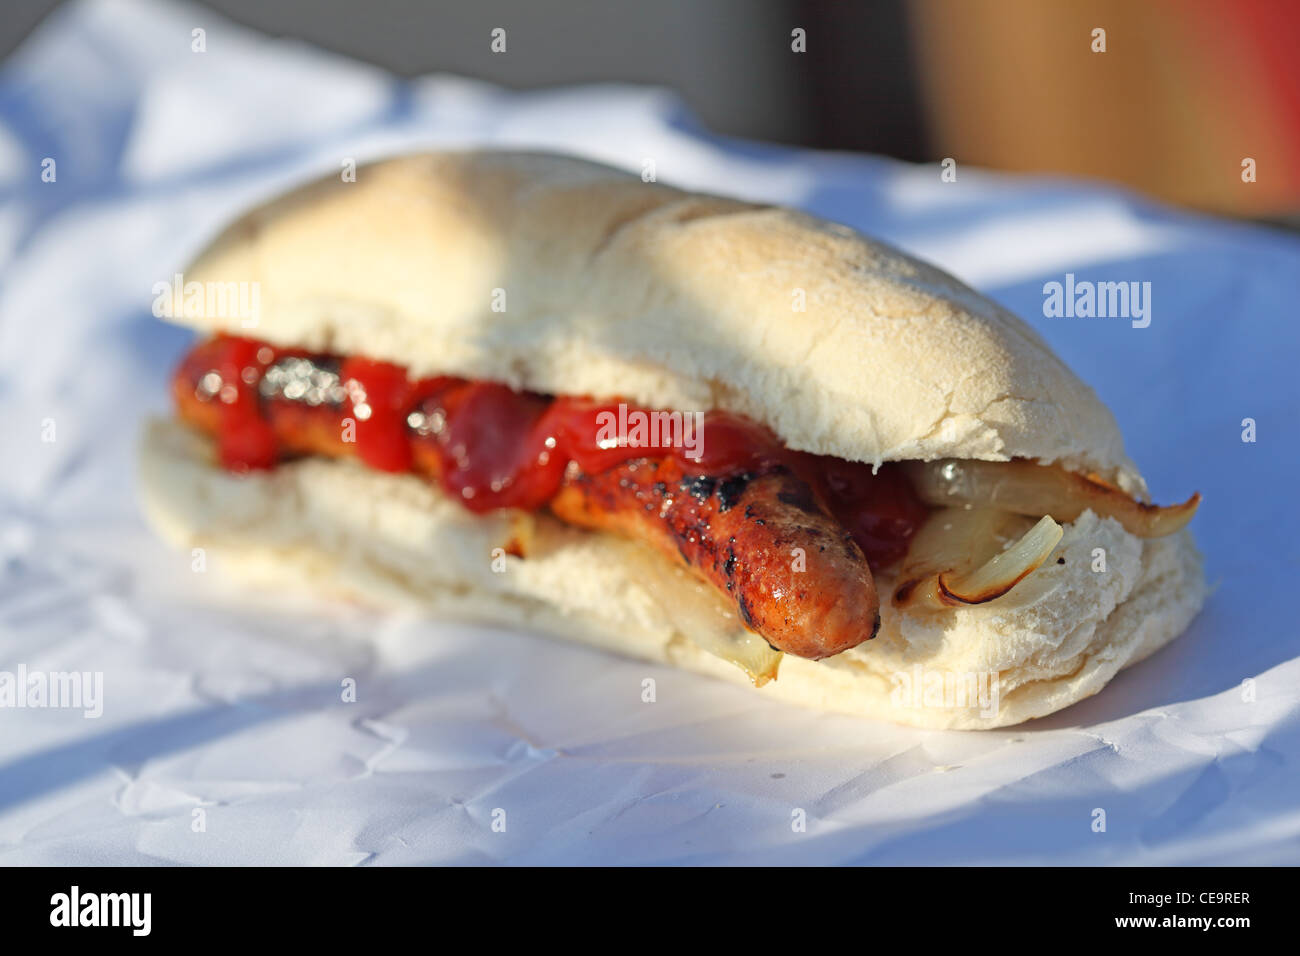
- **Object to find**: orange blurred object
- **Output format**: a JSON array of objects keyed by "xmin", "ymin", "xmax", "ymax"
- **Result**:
[{"xmin": 908, "ymin": 0, "xmax": 1300, "ymax": 216}]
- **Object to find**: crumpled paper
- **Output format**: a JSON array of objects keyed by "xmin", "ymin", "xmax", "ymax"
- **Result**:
[{"xmin": 1, "ymin": 0, "xmax": 1297, "ymax": 865}]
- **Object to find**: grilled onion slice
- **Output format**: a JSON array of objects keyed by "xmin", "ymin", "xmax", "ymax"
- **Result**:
[
  {"xmin": 902, "ymin": 459, "xmax": 1199, "ymax": 538},
  {"xmin": 620, "ymin": 542, "xmax": 783, "ymax": 685},
  {"xmin": 893, "ymin": 508, "xmax": 1063, "ymax": 611}
]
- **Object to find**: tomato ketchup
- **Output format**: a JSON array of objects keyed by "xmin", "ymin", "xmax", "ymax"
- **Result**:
[{"xmin": 175, "ymin": 335, "xmax": 928, "ymax": 569}]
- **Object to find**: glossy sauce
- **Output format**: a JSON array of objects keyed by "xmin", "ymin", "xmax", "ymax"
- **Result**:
[
  {"xmin": 205, "ymin": 336, "xmax": 278, "ymax": 471},
  {"xmin": 178, "ymin": 335, "xmax": 928, "ymax": 569}
]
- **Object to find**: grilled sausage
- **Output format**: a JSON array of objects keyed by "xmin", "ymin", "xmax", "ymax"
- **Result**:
[
  {"xmin": 549, "ymin": 458, "xmax": 880, "ymax": 659},
  {"xmin": 172, "ymin": 343, "xmax": 881, "ymax": 659}
]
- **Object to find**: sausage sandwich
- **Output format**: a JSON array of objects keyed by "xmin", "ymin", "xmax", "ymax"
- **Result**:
[{"xmin": 139, "ymin": 152, "xmax": 1205, "ymax": 728}]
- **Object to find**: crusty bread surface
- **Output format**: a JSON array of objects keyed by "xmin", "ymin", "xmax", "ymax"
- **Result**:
[{"xmin": 180, "ymin": 151, "xmax": 1146, "ymax": 495}]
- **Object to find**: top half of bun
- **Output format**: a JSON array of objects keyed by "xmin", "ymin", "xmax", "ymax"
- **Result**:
[{"xmin": 176, "ymin": 150, "xmax": 1145, "ymax": 496}]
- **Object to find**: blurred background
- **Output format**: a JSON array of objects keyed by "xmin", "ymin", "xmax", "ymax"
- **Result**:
[{"xmin": 3, "ymin": 0, "xmax": 1296, "ymax": 223}]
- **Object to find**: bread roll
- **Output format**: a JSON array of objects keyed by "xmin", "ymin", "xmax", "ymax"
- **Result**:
[{"xmin": 141, "ymin": 151, "xmax": 1207, "ymax": 728}]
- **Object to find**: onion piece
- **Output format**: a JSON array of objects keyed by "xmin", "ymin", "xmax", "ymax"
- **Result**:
[
  {"xmin": 619, "ymin": 543, "xmax": 783, "ymax": 685},
  {"xmin": 893, "ymin": 509, "xmax": 1062, "ymax": 611},
  {"xmin": 666, "ymin": 570, "xmax": 784, "ymax": 685},
  {"xmin": 902, "ymin": 459, "xmax": 1199, "ymax": 538},
  {"xmin": 894, "ymin": 506, "xmax": 1035, "ymax": 578},
  {"xmin": 707, "ymin": 629, "xmax": 784, "ymax": 688},
  {"xmin": 938, "ymin": 515, "xmax": 1063, "ymax": 604}
]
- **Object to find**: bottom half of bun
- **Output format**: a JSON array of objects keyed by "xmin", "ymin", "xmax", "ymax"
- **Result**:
[{"xmin": 138, "ymin": 418, "xmax": 1207, "ymax": 729}]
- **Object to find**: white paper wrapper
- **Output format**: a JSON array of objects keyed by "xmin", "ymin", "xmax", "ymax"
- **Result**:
[{"xmin": 1, "ymin": 0, "xmax": 1297, "ymax": 865}]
